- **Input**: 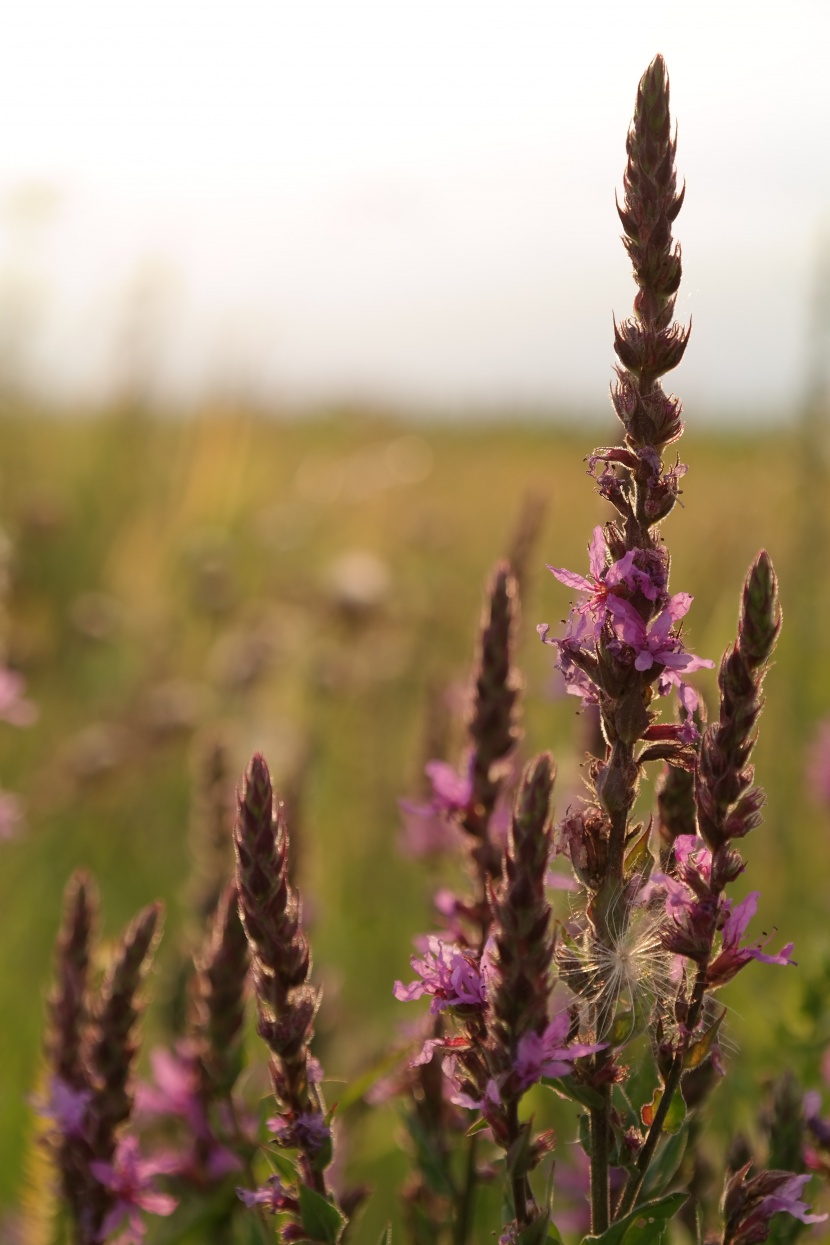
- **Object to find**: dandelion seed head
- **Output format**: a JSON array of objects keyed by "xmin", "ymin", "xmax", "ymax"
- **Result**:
[{"xmin": 557, "ymin": 888, "xmax": 676, "ymax": 1041}]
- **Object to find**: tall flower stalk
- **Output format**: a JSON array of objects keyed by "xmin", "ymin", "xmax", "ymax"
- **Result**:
[
  {"xmin": 533, "ymin": 55, "xmax": 802, "ymax": 1238},
  {"xmin": 536, "ymin": 53, "xmax": 706, "ymax": 1231},
  {"xmin": 43, "ymin": 874, "xmax": 167, "ymax": 1245},
  {"xmin": 234, "ymin": 752, "xmax": 346, "ymax": 1241}
]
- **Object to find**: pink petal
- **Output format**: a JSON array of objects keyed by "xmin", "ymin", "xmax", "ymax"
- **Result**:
[
  {"xmin": 393, "ymin": 980, "xmax": 425, "ymax": 1002},
  {"xmin": 548, "ymin": 566, "xmax": 594, "ymax": 593},
  {"xmin": 588, "ymin": 527, "xmax": 607, "ymax": 580},
  {"xmin": 667, "ymin": 592, "xmax": 693, "ymax": 620},
  {"xmin": 135, "ymin": 1192, "xmax": 177, "ymax": 1217}
]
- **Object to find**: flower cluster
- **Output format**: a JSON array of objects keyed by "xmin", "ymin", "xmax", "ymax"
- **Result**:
[
  {"xmin": 644, "ymin": 834, "xmax": 794, "ymax": 985},
  {"xmin": 539, "ymin": 523, "xmax": 712, "ymax": 732}
]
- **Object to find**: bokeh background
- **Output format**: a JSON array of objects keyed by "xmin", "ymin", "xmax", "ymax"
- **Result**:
[{"xmin": 2, "ymin": 2, "xmax": 830, "ymax": 1241}]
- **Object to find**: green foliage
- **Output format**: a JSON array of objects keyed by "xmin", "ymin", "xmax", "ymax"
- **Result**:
[
  {"xmin": 579, "ymin": 1192, "xmax": 687, "ymax": 1245},
  {"xmin": 298, "ymin": 1184, "xmax": 347, "ymax": 1244}
]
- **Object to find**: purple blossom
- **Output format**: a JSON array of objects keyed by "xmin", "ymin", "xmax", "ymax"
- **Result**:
[
  {"xmin": 754, "ymin": 1174, "xmax": 825, "ymax": 1225},
  {"xmin": 136, "ymin": 1046, "xmax": 206, "ymax": 1133},
  {"xmin": 547, "ymin": 527, "xmax": 664, "ymax": 628},
  {"xmin": 135, "ymin": 1046, "xmax": 242, "ymax": 1183},
  {"xmin": 707, "ymin": 891, "xmax": 794, "ymax": 987},
  {"xmin": 545, "ymin": 868, "xmax": 580, "ymax": 893},
  {"xmin": 237, "ymin": 1174, "xmax": 298, "ymax": 1215},
  {"xmin": 513, "ymin": 1013, "xmax": 606, "ymax": 1092},
  {"xmin": 723, "ymin": 1166, "xmax": 826, "ymax": 1245},
  {"xmin": 804, "ymin": 1090, "xmax": 830, "ymax": 1150},
  {"xmin": 89, "ymin": 1136, "xmax": 178, "ymax": 1245},
  {"xmin": 394, "ymin": 936, "xmax": 490, "ymax": 1013},
  {"xmin": 398, "ymin": 756, "xmax": 473, "ymax": 856},
  {"xmin": 443, "ymin": 1057, "xmax": 502, "ymax": 1113},
  {"xmin": 423, "ymin": 757, "xmax": 474, "ymax": 812},
  {"xmin": 267, "ymin": 1110, "xmax": 330, "ymax": 1154},
  {"xmin": 34, "ymin": 1076, "xmax": 91, "ymax": 1138},
  {"xmin": 606, "ymin": 594, "xmax": 713, "ymax": 680},
  {"xmin": 537, "ymin": 614, "xmax": 599, "ymax": 706},
  {"xmin": 646, "ymin": 837, "xmax": 794, "ymax": 983}
]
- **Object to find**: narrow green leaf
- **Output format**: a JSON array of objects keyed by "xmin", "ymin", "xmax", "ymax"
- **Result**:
[
  {"xmin": 404, "ymin": 1113, "xmax": 457, "ymax": 1199},
  {"xmin": 515, "ymin": 1213, "xmax": 552, "ymax": 1245},
  {"xmin": 640, "ymin": 1127, "xmax": 689, "ymax": 1199},
  {"xmin": 505, "ymin": 1120, "xmax": 534, "ymax": 1179},
  {"xmin": 298, "ymin": 1184, "xmax": 346, "ymax": 1244},
  {"xmin": 683, "ymin": 1008, "xmax": 726, "ymax": 1071},
  {"xmin": 376, "ymin": 1223, "xmax": 393, "ymax": 1245},
  {"xmin": 640, "ymin": 1088, "xmax": 686, "ymax": 1135},
  {"xmin": 542, "ymin": 1075, "xmax": 605, "ymax": 1110},
  {"xmin": 608, "ymin": 1009, "xmax": 636, "ymax": 1047},
  {"xmin": 624, "ymin": 823, "xmax": 652, "ymax": 880},
  {"xmin": 579, "ymin": 1191, "xmax": 687, "ymax": 1245},
  {"xmin": 266, "ymin": 1148, "xmax": 299, "ymax": 1183}
]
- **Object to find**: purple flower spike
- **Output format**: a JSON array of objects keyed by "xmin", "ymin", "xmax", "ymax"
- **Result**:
[
  {"xmin": 394, "ymin": 936, "xmax": 489, "ymax": 1013},
  {"xmin": 513, "ymin": 1013, "xmax": 606, "ymax": 1092}
]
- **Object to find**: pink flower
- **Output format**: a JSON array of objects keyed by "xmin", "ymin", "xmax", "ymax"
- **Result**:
[
  {"xmin": 537, "ymin": 614, "xmax": 599, "ymax": 706},
  {"xmin": 267, "ymin": 1111, "xmax": 330, "ymax": 1154},
  {"xmin": 136, "ymin": 1047, "xmax": 206, "ymax": 1133},
  {"xmin": 135, "ymin": 1046, "xmax": 244, "ymax": 1185},
  {"xmin": 89, "ymin": 1136, "xmax": 177, "ymax": 1245},
  {"xmin": 35, "ymin": 1076, "xmax": 90, "ymax": 1138},
  {"xmin": 607, "ymin": 594, "xmax": 713, "ymax": 679},
  {"xmin": 707, "ymin": 892, "xmax": 794, "ymax": 987},
  {"xmin": 547, "ymin": 528, "xmax": 665, "ymax": 637},
  {"xmin": 646, "ymin": 837, "xmax": 794, "ymax": 984},
  {"xmin": 513, "ymin": 1013, "xmax": 606, "ymax": 1091},
  {"xmin": 398, "ymin": 756, "xmax": 473, "ymax": 857},
  {"xmin": 724, "ymin": 1166, "xmax": 826, "ymax": 1245},
  {"xmin": 394, "ymin": 936, "xmax": 490, "ymax": 1013},
  {"xmin": 237, "ymin": 1174, "xmax": 298, "ymax": 1215}
]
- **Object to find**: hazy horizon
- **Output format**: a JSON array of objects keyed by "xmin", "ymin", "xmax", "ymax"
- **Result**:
[{"xmin": 1, "ymin": 0, "xmax": 828, "ymax": 420}]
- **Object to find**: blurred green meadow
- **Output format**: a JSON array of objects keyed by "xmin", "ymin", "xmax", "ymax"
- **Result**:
[{"xmin": 3, "ymin": 403, "xmax": 830, "ymax": 1239}]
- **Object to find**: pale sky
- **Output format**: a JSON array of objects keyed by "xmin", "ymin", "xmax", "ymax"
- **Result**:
[{"xmin": 0, "ymin": 0, "xmax": 828, "ymax": 417}]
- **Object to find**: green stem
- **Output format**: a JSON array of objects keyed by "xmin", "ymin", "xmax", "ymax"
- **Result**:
[
  {"xmin": 453, "ymin": 1133, "xmax": 479, "ymax": 1245},
  {"xmin": 590, "ymin": 1080, "xmax": 611, "ymax": 1234},
  {"xmin": 616, "ymin": 967, "xmax": 708, "ymax": 1217}
]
